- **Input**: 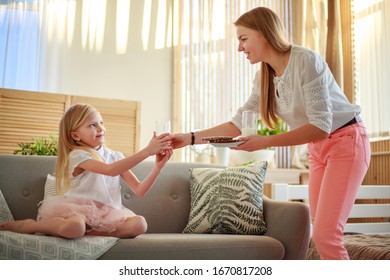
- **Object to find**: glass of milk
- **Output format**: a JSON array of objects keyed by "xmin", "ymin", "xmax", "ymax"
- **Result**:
[
  {"xmin": 242, "ymin": 111, "xmax": 258, "ymax": 136},
  {"xmin": 155, "ymin": 120, "xmax": 171, "ymax": 136}
]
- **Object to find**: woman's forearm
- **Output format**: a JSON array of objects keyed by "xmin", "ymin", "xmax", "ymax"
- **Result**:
[{"xmin": 192, "ymin": 122, "xmax": 241, "ymax": 144}]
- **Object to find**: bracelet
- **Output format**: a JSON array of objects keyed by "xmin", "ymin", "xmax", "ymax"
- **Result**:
[{"xmin": 190, "ymin": 132, "xmax": 195, "ymax": 145}]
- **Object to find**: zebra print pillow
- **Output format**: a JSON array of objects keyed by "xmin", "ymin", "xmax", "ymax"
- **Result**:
[{"xmin": 183, "ymin": 162, "xmax": 268, "ymax": 235}]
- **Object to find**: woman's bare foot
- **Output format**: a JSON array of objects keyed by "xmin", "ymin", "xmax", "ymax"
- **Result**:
[{"xmin": 0, "ymin": 219, "xmax": 37, "ymax": 234}]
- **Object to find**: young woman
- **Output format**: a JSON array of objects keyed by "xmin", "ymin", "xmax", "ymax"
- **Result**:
[
  {"xmin": 172, "ymin": 7, "xmax": 370, "ymax": 259},
  {"xmin": 0, "ymin": 104, "xmax": 173, "ymax": 239}
]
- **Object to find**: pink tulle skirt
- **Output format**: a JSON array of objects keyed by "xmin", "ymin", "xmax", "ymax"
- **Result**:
[{"xmin": 37, "ymin": 195, "xmax": 136, "ymax": 233}]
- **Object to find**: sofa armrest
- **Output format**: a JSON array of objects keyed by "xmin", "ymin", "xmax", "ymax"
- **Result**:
[{"xmin": 262, "ymin": 196, "xmax": 310, "ymax": 260}]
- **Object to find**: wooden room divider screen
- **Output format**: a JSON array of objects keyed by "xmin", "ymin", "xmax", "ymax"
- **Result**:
[{"xmin": 0, "ymin": 88, "xmax": 140, "ymax": 156}]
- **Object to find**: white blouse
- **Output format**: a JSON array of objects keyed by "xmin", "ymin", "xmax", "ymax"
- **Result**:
[
  {"xmin": 231, "ymin": 45, "xmax": 361, "ymax": 134},
  {"xmin": 66, "ymin": 146, "xmax": 125, "ymax": 210}
]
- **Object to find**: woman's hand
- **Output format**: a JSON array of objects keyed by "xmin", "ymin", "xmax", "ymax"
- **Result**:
[
  {"xmin": 171, "ymin": 133, "xmax": 191, "ymax": 149},
  {"xmin": 146, "ymin": 132, "xmax": 173, "ymax": 155},
  {"xmin": 231, "ymin": 135, "xmax": 270, "ymax": 151}
]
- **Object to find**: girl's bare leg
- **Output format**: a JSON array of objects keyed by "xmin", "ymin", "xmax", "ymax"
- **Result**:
[
  {"xmin": 87, "ymin": 215, "xmax": 147, "ymax": 238},
  {"xmin": 0, "ymin": 215, "xmax": 86, "ymax": 239},
  {"xmin": 0, "ymin": 219, "xmax": 37, "ymax": 233}
]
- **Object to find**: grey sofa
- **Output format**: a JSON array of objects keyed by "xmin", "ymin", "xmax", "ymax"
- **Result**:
[{"xmin": 0, "ymin": 154, "xmax": 310, "ymax": 259}]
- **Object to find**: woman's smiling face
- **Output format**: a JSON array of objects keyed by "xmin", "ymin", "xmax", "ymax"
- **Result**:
[{"xmin": 236, "ymin": 25, "xmax": 269, "ymax": 64}]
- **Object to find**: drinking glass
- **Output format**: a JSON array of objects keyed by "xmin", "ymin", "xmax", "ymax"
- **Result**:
[
  {"xmin": 155, "ymin": 120, "xmax": 171, "ymax": 136},
  {"xmin": 242, "ymin": 111, "xmax": 258, "ymax": 136}
]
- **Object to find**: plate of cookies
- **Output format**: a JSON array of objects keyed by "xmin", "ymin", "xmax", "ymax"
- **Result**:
[{"xmin": 201, "ymin": 136, "xmax": 244, "ymax": 148}]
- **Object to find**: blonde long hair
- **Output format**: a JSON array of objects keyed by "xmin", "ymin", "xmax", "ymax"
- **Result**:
[
  {"xmin": 234, "ymin": 7, "xmax": 291, "ymax": 128},
  {"xmin": 55, "ymin": 104, "xmax": 102, "ymax": 194}
]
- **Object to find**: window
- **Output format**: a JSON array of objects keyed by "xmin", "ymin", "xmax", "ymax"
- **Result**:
[
  {"xmin": 353, "ymin": 0, "xmax": 390, "ymax": 137},
  {"xmin": 0, "ymin": 0, "xmax": 42, "ymax": 89}
]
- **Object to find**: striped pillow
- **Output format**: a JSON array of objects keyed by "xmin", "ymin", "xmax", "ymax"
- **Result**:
[{"xmin": 183, "ymin": 162, "xmax": 268, "ymax": 235}]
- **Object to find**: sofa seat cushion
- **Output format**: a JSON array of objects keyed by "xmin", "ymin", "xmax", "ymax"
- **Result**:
[
  {"xmin": 98, "ymin": 233, "xmax": 284, "ymax": 260},
  {"xmin": 0, "ymin": 231, "xmax": 118, "ymax": 260}
]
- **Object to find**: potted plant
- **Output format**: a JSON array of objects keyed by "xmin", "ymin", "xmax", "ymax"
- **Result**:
[
  {"xmin": 257, "ymin": 118, "xmax": 287, "ymax": 136},
  {"xmin": 14, "ymin": 135, "xmax": 58, "ymax": 156}
]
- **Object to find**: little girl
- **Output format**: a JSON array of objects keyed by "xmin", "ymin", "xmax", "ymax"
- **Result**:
[{"xmin": 0, "ymin": 103, "xmax": 173, "ymax": 239}]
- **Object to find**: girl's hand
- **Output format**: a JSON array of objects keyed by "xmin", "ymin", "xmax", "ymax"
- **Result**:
[
  {"xmin": 155, "ymin": 147, "xmax": 173, "ymax": 169},
  {"xmin": 147, "ymin": 132, "xmax": 173, "ymax": 155}
]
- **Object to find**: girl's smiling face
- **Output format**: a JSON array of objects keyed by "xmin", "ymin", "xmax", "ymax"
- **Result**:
[
  {"xmin": 71, "ymin": 111, "xmax": 106, "ymax": 150},
  {"xmin": 236, "ymin": 25, "xmax": 269, "ymax": 64}
]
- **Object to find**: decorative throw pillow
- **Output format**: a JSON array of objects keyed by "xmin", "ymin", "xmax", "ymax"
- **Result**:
[
  {"xmin": 43, "ymin": 174, "xmax": 57, "ymax": 198},
  {"xmin": 0, "ymin": 190, "xmax": 14, "ymax": 223},
  {"xmin": 183, "ymin": 161, "xmax": 268, "ymax": 235}
]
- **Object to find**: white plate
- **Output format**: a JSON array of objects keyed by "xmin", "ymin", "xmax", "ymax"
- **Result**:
[{"xmin": 209, "ymin": 141, "xmax": 244, "ymax": 148}]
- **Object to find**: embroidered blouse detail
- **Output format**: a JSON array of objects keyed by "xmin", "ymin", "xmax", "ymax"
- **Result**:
[
  {"xmin": 304, "ymin": 85, "xmax": 327, "ymax": 104},
  {"xmin": 274, "ymin": 73, "xmax": 292, "ymax": 114}
]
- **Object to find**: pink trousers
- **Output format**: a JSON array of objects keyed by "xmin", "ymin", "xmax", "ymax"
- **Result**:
[{"xmin": 307, "ymin": 119, "xmax": 370, "ymax": 259}]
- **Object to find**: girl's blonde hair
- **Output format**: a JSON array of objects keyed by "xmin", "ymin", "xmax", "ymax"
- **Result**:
[
  {"xmin": 55, "ymin": 103, "xmax": 102, "ymax": 194},
  {"xmin": 234, "ymin": 7, "xmax": 291, "ymax": 128}
]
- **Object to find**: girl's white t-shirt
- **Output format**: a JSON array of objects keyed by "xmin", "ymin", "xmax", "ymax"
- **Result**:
[
  {"xmin": 66, "ymin": 146, "xmax": 125, "ymax": 210},
  {"xmin": 231, "ymin": 45, "xmax": 361, "ymax": 134}
]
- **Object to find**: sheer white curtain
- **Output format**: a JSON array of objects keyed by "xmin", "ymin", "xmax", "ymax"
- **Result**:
[
  {"xmin": 0, "ymin": 0, "xmax": 44, "ymax": 90},
  {"xmin": 353, "ymin": 0, "xmax": 390, "ymax": 137},
  {"xmin": 173, "ymin": 0, "xmax": 293, "ymax": 164},
  {"xmin": 290, "ymin": 0, "xmax": 328, "ymax": 169},
  {"xmin": 0, "ymin": 0, "xmax": 77, "ymax": 91}
]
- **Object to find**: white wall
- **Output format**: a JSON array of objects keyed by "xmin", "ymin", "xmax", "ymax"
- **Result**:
[{"xmin": 39, "ymin": 0, "xmax": 173, "ymax": 150}]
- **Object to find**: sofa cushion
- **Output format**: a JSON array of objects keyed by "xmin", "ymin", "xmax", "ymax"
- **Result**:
[
  {"xmin": 0, "ymin": 190, "xmax": 14, "ymax": 223},
  {"xmin": 99, "ymin": 233, "xmax": 284, "ymax": 260},
  {"xmin": 183, "ymin": 162, "xmax": 268, "ymax": 235},
  {"xmin": 0, "ymin": 231, "xmax": 118, "ymax": 260}
]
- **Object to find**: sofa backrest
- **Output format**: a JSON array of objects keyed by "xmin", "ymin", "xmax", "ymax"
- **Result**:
[
  {"xmin": 0, "ymin": 154, "xmax": 221, "ymax": 233},
  {"xmin": 0, "ymin": 155, "xmax": 56, "ymax": 220}
]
